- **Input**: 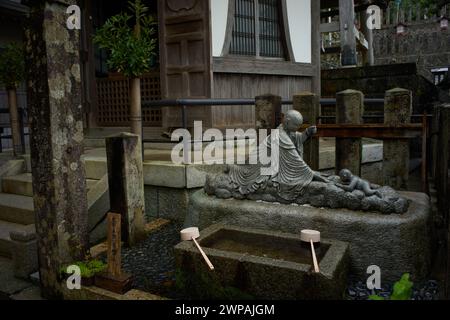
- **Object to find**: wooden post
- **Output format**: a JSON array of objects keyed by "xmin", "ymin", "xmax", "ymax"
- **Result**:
[
  {"xmin": 7, "ymin": 88, "xmax": 23, "ymax": 156},
  {"xmin": 95, "ymin": 212, "xmax": 133, "ymax": 294},
  {"xmin": 25, "ymin": 0, "xmax": 89, "ymax": 299},
  {"xmin": 105, "ymin": 133, "xmax": 146, "ymax": 247},
  {"xmin": 130, "ymin": 77, "xmax": 142, "ymax": 138},
  {"xmin": 339, "ymin": 0, "xmax": 357, "ymax": 66},
  {"xmin": 383, "ymin": 88, "xmax": 412, "ymax": 190},
  {"xmin": 335, "ymin": 89, "xmax": 364, "ymax": 176},
  {"xmin": 293, "ymin": 92, "xmax": 320, "ymax": 170},
  {"xmin": 107, "ymin": 213, "xmax": 122, "ymax": 278}
]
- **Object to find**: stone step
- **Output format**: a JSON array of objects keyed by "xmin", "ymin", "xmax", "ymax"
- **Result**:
[
  {"xmin": 0, "ymin": 220, "xmax": 32, "ymax": 258},
  {"xmin": 0, "ymin": 193, "xmax": 34, "ymax": 225},
  {"xmin": 2, "ymin": 173, "xmax": 99, "ymax": 197}
]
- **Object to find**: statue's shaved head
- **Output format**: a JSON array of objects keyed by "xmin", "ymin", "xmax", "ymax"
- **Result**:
[{"xmin": 283, "ymin": 110, "xmax": 303, "ymax": 132}]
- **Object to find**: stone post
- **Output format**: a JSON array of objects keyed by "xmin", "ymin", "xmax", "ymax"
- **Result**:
[
  {"xmin": 335, "ymin": 89, "xmax": 364, "ymax": 176},
  {"xmin": 10, "ymin": 225, "xmax": 38, "ymax": 279},
  {"xmin": 25, "ymin": 0, "xmax": 89, "ymax": 299},
  {"xmin": 293, "ymin": 92, "xmax": 320, "ymax": 170},
  {"xmin": 255, "ymin": 94, "xmax": 282, "ymax": 131},
  {"xmin": 383, "ymin": 88, "xmax": 412, "ymax": 190},
  {"xmin": 106, "ymin": 133, "xmax": 146, "ymax": 247}
]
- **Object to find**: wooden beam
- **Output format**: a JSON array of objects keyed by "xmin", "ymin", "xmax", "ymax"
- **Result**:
[
  {"xmin": 300, "ymin": 123, "xmax": 424, "ymax": 139},
  {"xmin": 320, "ymin": 21, "xmax": 340, "ymax": 33},
  {"xmin": 339, "ymin": 0, "xmax": 357, "ymax": 66}
]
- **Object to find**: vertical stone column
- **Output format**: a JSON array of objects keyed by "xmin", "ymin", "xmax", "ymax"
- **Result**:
[
  {"xmin": 106, "ymin": 133, "xmax": 146, "ymax": 247},
  {"xmin": 383, "ymin": 88, "xmax": 412, "ymax": 190},
  {"xmin": 25, "ymin": 0, "xmax": 89, "ymax": 299},
  {"xmin": 255, "ymin": 94, "xmax": 282, "ymax": 131},
  {"xmin": 293, "ymin": 92, "xmax": 320, "ymax": 170},
  {"xmin": 336, "ymin": 89, "xmax": 364, "ymax": 176}
]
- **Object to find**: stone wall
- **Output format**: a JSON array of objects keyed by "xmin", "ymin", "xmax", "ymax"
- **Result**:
[{"xmin": 373, "ymin": 20, "xmax": 450, "ymax": 81}]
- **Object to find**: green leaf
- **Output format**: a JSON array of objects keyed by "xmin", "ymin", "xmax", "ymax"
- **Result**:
[
  {"xmin": 390, "ymin": 273, "xmax": 413, "ymax": 300},
  {"xmin": 368, "ymin": 295, "xmax": 385, "ymax": 300}
]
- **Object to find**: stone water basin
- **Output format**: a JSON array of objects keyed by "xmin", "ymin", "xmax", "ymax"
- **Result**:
[{"xmin": 174, "ymin": 224, "xmax": 350, "ymax": 300}]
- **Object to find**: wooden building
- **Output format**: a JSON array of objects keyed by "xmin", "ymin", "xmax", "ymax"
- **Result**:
[
  {"xmin": 81, "ymin": 0, "xmax": 321, "ymax": 131},
  {"xmin": 158, "ymin": 0, "xmax": 321, "ymax": 129}
]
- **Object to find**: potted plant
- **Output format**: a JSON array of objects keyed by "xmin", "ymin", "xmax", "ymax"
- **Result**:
[
  {"xmin": 93, "ymin": 0, "xmax": 157, "ymax": 139},
  {"xmin": 60, "ymin": 259, "xmax": 107, "ymax": 287},
  {"xmin": 0, "ymin": 42, "xmax": 25, "ymax": 156}
]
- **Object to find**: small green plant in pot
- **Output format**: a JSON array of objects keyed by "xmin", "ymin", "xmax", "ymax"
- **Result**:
[
  {"xmin": 0, "ymin": 42, "xmax": 25, "ymax": 156},
  {"xmin": 93, "ymin": 0, "xmax": 157, "ymax": 139},
  {"xmin": 60, "ymin": 259, "xmax": 107, "ymax": 287}
]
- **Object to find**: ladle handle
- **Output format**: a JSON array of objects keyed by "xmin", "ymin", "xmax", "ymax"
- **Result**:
[
  {"xmin": 192, "ymin": 237, "xmax": 215, "ymax": 271},
  {"xmin": 310, "ymin": 239, "xmax": 320, "ymax": 273}
]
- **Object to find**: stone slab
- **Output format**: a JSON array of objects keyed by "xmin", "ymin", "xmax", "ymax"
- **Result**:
[{"xmin": 186, "ymin": 190, "xmax": 431, "ymax": 283}]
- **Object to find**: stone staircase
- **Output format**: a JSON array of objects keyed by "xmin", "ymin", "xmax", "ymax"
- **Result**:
[{"xmin": 0, "ymin": 155, "xmax": 110, "ymax": 263}]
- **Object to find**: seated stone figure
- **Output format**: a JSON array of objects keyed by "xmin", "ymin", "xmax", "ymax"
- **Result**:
[
  {"xmin": 335, "ymin": 169, "xmax": 382, "ymax": 198},
  {"xmin": 226, "ymin": 110, "xmax": 328, "ymax": 201},
  {"xmin": 204, "ymin": 110, "xmax": 410, "ymax": 214}
]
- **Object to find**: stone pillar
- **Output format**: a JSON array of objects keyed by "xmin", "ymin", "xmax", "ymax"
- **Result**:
[
  {"xmin": 335, "ymin": 89, "xmax": 364, "ymax": 176},
  {"xmin": 106, "ymin": 133, "xmax": 146, "ymax": 247},
  {"xmin": 383, "ymin": 88, "xmax": 412, "ymax": 190},
  {"xmin": 339, "ymin": 0, "xmax": 357, "ymax": 66},
  {"xmin": 360, "ymin": 9, "xmax": 374, "ymax": 66},
  {"xmin": 25, "ymin": 0, "xmax": 89, "ymax": 299},
  {"xmin": 10, "ymin": 225, "xmax": 38, "ymax": 279},
  {"xmin": 255, "ymin": 94, "xmax": 282, "ymax": 131},
  {"xmin": 293, "ymin": 92, "xmax": 320, "ymax": 170}
]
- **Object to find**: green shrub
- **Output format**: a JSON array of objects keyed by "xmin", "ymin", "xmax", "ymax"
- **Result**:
[
  {"xmin": 61, "ymin": 259, "xmax": 107, "ymax": 278},
  {"xmin": 93, "ymin": 0, "xmax": 157, "ymax": 78}
]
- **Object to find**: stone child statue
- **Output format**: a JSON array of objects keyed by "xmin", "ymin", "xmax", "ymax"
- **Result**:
[{"xmin": 335, "ymin": 169, "xmax": 382, "ymax": 198}]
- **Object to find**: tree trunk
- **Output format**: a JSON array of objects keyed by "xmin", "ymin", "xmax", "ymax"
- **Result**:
[
  {"xmin": 129, "ymin": 77, "xmax": 142, "ymax": 139},
  {"xmin": 7, "ymin": 88, "xmax": 23, "ymax": 156}
]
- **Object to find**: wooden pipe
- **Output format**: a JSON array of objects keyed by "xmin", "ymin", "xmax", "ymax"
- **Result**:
[{"xmin": 181, "ymin": 227, "xmax": 214, "ymax": 271}]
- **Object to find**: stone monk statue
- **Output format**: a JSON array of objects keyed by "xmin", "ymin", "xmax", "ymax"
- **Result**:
[{"xmin": 227, "ymin": 109, "xmax": 328, "ymax": 201}]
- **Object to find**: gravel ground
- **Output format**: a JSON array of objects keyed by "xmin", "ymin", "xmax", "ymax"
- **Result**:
[
  {"xmin": 345, "ymin": 276, "xmax": 441, "ymax": 300},
  {"xmin": 121, "ymin": 222, "xmax": 182, "ymax": 298},
  {"xmin": 121, "ymin": 222, "xmax": 442, "ymax": 300}
]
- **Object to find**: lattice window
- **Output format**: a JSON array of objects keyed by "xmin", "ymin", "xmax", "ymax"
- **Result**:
[
  {"xmin": 96, "ymin": 72, "xmax": 162, "ymax": 127},
  {"xmin": 230, "ymin": 0, "xmax": 285, "ymax": 58}
]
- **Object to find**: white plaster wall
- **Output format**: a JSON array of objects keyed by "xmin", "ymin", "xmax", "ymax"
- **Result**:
[
  {"xmin": 211, "ymin": 0, "xmax": 229, "ymax": 57},
  {"xmin": 286, "ymin": 0, "xmax": 311, "ymax": 63}
]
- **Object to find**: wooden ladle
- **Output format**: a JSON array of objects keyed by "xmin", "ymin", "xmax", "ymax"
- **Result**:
[
  {"xmin": 180, "ymin": 227, "xmax": 214, "ymax": 271},
  {"xmin": 301, "ymin": 229, "xmax": 320, "ymax": 273}
]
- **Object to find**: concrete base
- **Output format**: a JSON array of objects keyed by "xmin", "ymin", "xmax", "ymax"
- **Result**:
[{"xmin": 186, "ymin": 190, "xmax": 432, "ymax": 283}]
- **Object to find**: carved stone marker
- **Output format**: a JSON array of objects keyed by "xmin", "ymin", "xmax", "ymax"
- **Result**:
[
  {"xmin": 255, "ymin": 94, "xmax": 282, "ymax": 131},
  {"xmin": 105, "ymin": 133, "xmax": 146, "ymax": 246},
  {"xmin": 335, "ymin": 89, "xmax": 364, "ymax": 176},
  {"xmin": 25, "ymin": 0, "xmax": 89, "ymax": 299},
  {"xmin": 383, "ymin": 88, "xmax": 412, "ymax": 190}
]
